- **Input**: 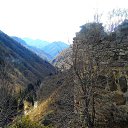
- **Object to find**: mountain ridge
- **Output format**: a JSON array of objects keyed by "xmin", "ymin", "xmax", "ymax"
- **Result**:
[
  {"xmin": 12, "ymin": 36, "xmax": 52, "ymax": 61},
  {"xmin": 42, "ymin": 41, "xmax": 69, "ymax": 59},
  {"xmin": 22, "ymin": 38, "xmax": 69, "ymax": 60},
  {"xmin": 0, "ymin": 31, "xmax": 56, "ymax": 87},
  {"xmin": 23, "ymin": 38, "xmax": 50, "ymax": 49}
]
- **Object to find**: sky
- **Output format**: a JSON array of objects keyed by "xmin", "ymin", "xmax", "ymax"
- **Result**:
[{"xmin": 0, "ymin": 0, "xmax": 127, "ymax": 43}]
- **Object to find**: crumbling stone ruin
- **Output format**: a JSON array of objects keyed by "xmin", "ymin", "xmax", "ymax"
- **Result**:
[{"xmin": 72, "ymin": 20, "xmax": 128, "ymax": 127}]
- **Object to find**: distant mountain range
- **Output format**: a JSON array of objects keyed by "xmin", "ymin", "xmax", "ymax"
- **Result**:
[
  {"xmin": 0, "ymin": 31, "xmax": 56, "ymax": 87},
  {"xmin": 21, "ymin": 38, "xmax": 69, "ymax": 61},
  {"xmin": 42, "ymin": 41, "xmax": 69, "ymax": 60},
  {"xmin": 12, "ymin": 37, "xmax": 52, "ymax": 61},
  {"xmin": 23, "ymin": 38, "xmax": 50, "ymax": 48}
]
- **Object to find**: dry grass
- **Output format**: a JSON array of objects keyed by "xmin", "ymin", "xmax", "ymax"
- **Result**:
[
  {"xmin": 26, "ymin": 85, "xmax": 63, "ymax": 122},
  {"xmin": 28, "ymin": 97, "xmax": 53, "ymax": 122}
]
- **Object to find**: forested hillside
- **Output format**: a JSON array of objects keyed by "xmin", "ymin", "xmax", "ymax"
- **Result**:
[
  {"xmin": 0, "ymin": 8, "xmax": 128, "ymax": 128},
  {"xmin": 52, "ymin": 46, "xmax": 73, "ymax": 70},
  {"xmin": 0, "ymin": 31, "xmax": 56, "ymax": 84},
  {"xmin": 0, "ymin": 30, "xmax": 56, "ymax": 127}
]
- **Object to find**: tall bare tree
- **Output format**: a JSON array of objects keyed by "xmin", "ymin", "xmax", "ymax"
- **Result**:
[
  {"xmin": 107, "ymin": 8, "xmax": 128, "ymax": 32},
  {"xmin": 73, "ymin": 22, "xmax": 106, "ymax": 128}
]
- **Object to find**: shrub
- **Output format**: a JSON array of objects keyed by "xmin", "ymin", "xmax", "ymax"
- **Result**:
[{"xmin": 7, "ymin": 116, "xmax": 53, "ymax": 128}]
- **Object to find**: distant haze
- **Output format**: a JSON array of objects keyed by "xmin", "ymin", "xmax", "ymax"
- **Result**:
[{"xmin": 0, "ymin": 0, "xmax": 127, "ymax": 43}]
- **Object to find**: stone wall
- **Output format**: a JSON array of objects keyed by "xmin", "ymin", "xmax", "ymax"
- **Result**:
[{"xmin": 72, "ymin": 22, "xmax": 128, "ymax": 127}]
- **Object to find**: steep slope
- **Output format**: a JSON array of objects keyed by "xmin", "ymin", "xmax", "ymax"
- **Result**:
[
  {"xmin": 26, "ymin": 45, "xmax": 52, "ymax": 61},
  {"xmin": 22, "ymin": 38, "xmax": 69, "ymax": 60},
  {"xmin": 12, "ymin": 36, "xmax": 27, "ymax": 45},
  {"xmin": 52, "ymin": 46, "xmax": 73, "ymax": 70},
  {"xmin": 12, "ymin": 36, "xmax": 52, "ymax": 61},
  {"xmin": 42, "ymin": 41, "xmax": 69, "ymax": 59},
  {"xmin": 27, "ymin": 71, "xmax": 74, "ymax": 128},
  {"xmin": 23, "ymin": 38, "xmax": 50, "ymax": 48},
  {"xmin": 0, "ymin": 31, "xmax": 56, "ymax": 87}
]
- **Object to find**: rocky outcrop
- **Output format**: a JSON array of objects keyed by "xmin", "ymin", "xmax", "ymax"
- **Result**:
[
  {"xmin": 52, "ymin": 46, "xmax": 73, "ymax": 71},
  {"xmin": 73, "ymin": 21, "xmax": 128, "ymax": 127}
]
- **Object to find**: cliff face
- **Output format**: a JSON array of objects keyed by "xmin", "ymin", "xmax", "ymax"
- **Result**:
[{"xmin": 72, "ymin": 21, "xmax": 128, "ymax": 127}]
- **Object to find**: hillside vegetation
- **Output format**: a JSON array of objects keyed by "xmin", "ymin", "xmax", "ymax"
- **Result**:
[
  {"xmin": 1, "ymin": 11, "xmax": 128, "ymax": 128},
  {"xmin": 28, "ymin": 19, "xmax": 128, "ymax": 128},
  {"xmin": 52, "ymin": 46, "xmax": 73, "ymax": 70},
  {"xmin": 0, "ymin": 31, "xmax": 56, "ymax": 85},
  {"xmin": 0, "ymin": 31, "xmax": 56, "ymax": 127}
]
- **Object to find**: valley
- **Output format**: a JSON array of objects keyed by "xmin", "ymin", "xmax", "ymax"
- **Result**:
[{"xmin": 0, "ymin": 16, "xmax": 128, "ymax": 128}]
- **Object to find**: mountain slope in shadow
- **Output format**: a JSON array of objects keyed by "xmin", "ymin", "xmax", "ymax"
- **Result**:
[{"xmin": 0, "ymin": 31, "xmax": 56, "ymax": 87}]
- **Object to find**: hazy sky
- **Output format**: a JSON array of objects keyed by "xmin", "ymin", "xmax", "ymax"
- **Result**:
[{"xmin": 0, "ymin": 0, "xmax": 127, "ymax": 43}]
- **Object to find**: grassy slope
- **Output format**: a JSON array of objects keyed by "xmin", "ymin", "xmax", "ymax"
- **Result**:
[{"xmin": 26, "ymin": 71, "xmax": 74, "ymax": 127}]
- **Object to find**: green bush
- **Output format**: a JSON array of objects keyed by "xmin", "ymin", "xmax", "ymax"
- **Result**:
[{"xmin": 7, "ymin": 116, "xmax": 53, "ymax": 128}]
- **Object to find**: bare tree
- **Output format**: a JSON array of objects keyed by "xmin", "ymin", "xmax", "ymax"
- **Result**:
[
  {"xmin": 72, "ymin": 22, "xmax": 106, "ymax": 128},
  {"xmin": 107, "ymin": 8, "xmax": 128, "ymax": 32},
  {"xmin": 72, "ymin": 11, "xmax": 128, "ymax": 127},
  {"xmin": 0, "ymin": 59, "xmax": 18, "ymax": 127}
]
